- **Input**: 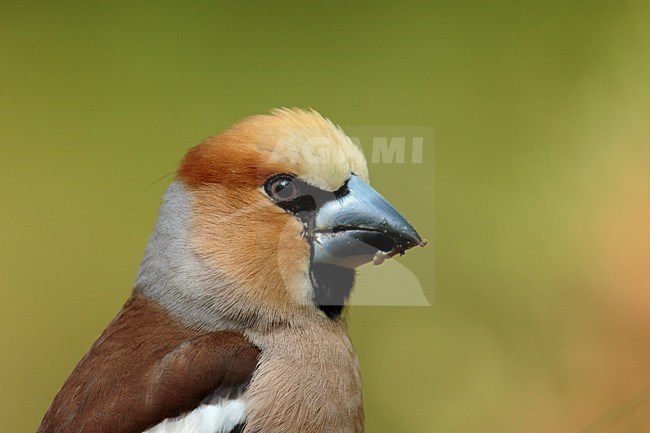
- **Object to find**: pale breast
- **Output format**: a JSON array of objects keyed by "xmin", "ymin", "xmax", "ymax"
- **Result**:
[{"xmin": 243, "ymin": 318, "xmax": 364, "ymax": 433}]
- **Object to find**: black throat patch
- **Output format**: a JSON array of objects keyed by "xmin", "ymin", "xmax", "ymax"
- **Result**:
[{"xmin": 309, "ymin": 263, "xmax": 355, "ymax": 320}]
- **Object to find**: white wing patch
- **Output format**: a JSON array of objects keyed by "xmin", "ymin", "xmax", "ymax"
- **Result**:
[{"xmin": 144, "ymin": 400, "xmax": 246, "ymax": 433}]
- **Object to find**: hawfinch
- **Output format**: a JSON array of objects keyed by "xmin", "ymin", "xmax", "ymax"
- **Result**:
[{"xmin": 37, "ymin": 108, "xmax": 425, "ymax": 433}]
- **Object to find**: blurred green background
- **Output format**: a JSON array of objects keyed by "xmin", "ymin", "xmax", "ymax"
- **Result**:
[{"xmin": 2, "ymin": 2, "xmax": 650, "ymax": 432}]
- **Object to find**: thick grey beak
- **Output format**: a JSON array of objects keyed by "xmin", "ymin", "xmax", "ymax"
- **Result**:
[{"xmin": 312, "ymin": 175, "xmax": 425, "ymax": 268}]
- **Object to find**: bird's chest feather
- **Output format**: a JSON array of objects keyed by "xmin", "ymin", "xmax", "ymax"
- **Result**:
[{"xmin": 242, "ymin": 321, "xmax": 364, "ymax": 433}]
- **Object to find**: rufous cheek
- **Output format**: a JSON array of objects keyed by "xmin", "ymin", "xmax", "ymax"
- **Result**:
[
  {"xmin": 189, "ymin": 184, "xmax": 311, "ymax": 309},
  {"xmin": 271, "ymin": 214, "xmax": 313, "ymax": 305}
]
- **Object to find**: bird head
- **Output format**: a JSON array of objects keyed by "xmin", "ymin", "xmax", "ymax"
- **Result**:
[{"xmin": 136, "ymin": 108, "xmax": 425, "ymax": 329}]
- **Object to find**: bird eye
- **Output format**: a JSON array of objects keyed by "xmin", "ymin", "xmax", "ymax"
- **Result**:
[{"xmin": 265, "ymin": 174, "xmax": 299, "ymax": 202}]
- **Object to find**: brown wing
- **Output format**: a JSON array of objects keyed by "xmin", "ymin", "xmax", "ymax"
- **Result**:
[{"xmin": 37, "ymin": 292, "xmax": 260, "ymax": 433}]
